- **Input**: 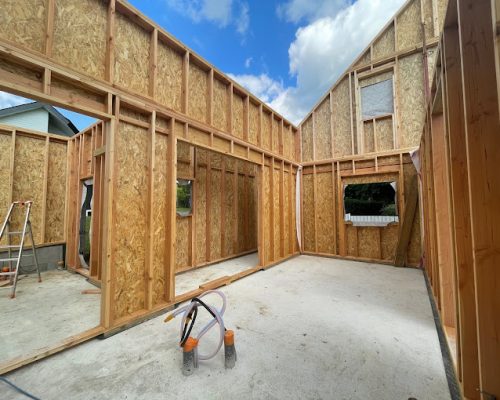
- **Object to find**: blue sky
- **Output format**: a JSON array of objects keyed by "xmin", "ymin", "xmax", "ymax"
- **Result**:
[{"xmin": 0, "ymin": 0, "xmax": 406, "ymax": 131}]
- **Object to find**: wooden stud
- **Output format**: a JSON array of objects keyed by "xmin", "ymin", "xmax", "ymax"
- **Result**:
[{"xmin": 149, "ymin": 29, "xmax": 158, "ymax": 99}]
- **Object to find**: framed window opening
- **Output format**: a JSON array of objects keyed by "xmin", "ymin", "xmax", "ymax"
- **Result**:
[{"xmin": 176, "ymin": 179, "xmax": 193, "ymax": 217}]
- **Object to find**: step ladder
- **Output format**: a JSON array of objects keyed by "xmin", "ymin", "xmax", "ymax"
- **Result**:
[{"xmin": 0, "ymin": 201, "xmax": 41, "ymax": 298}]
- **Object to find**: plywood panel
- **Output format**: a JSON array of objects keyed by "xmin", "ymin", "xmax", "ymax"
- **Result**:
[
  {"xmin": 156, "ymin": 42, "xmax": 183, "ymax": 113},
  {"xmin": 358, "ymin": 227, "xmax": 380, "ymax": 259},
  {"xmin": 223, "ymin": 171, "xmax": 234, "ymax": 256},
  {"xmin": 373, "ymin": 23, "xmax": 396, "ymax": 60},
  {"xmin": 175, "ymin": 217, "xmax": 190, "ymax": 270},
  {"xmin": 114, "ymin": 14, "xmax": 150, "ymax": 96},
  {"xmin": 53, "ymin": 0, "xmax": 107, "ymax": 80},
  {"xmin": 232, "ymin": 93, "xmax": 244, "ymax": 139},
  {"xmin": 210, "ymin": 169, "xmax": 222, "ymax": 260},
  {"xmin": 45, "ymin": 141, "xmax": 67, "ymax": 243},
  {"xmin": 303, "ymin": 173, "xmax": 314, "ymax": 252},
  {"xmin": 283, "ymin": 125, "xmax": 292, "ymax": 160},
  {"xmin": 346, "ymin": 225, "xmax": 358, "ymax": 256},
  {"xmin": 315, "ymin": 97, "xmax": 332, "ymax": 160},
  {"xmin": 195, "ymin": 165, "xmax": 207, "ymax": 264},
  {"xmin": 397, "ymin": 0, "xmax": 423, "ymax": 50},
  {"xmin": 113, "ymin": 122, "xmax": 148, "ymax": 319},
  {"xmin": 152, "ymin": 133, "xmax": 168, "ymax": 305},
  {"xmin": 0, "ymin": 0, "xmax": 46, "ymax": 54},
  {"xmin": 213, "ymin": 78, "xmax": 228, "ymax": 132},
  {"xmin": 248, "ymin": 102, "xmax": 259, "ymax": 145},
  {"xmin": 12, "ymin": 135, "xmax": 45, "ymax": 245},
  {"xmin": 188, "ymin": 62, "xmax": 208, "ymax": 123},
  {"xmin": 332, "ymin": 77, "xmax": 352, "ymax": 157},
  {"xmin": 316, "ymin": 172, "xmax": 335, "ymax": 254},
  {"xmin": 422, "ymin": 0, "xmax": 435, "ymax": 40},
  {"xmin": 301, "ymin": 117, "xmax": 313, "ymax": 162},
  {"xmin": 273, "ymin": 168, "xmax": 281, "ymax": 260},
  {"xmin": 398, "ymin": 53, "xmax": 425, "ymax": 148}
]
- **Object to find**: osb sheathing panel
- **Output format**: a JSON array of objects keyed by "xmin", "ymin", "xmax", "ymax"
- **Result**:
[
  {"xmin": 397, "ymin": 54, "xmax": 425, "ymax": 148},
  {"xmin": 237, "ymin": 174, "xmax": 245, "ymax": 253},
  {"xmin": 53, "ymin": 0, "xmax": 107, "ymax": 80},
  {"xmin": 372, "ymin": 23, "xmax": 395, "ymax": 60},
  {"xmin": 332, "ymin": 77, "xmax": 352, "ymax": 157},
  {"xmin": 156, "ymin": 43, "xmax": 183, "ymax": 113},
  {"xmin": 301, "ymin": 117, "xmax": 313, "ymax": 162},
  {"xmin": 315, "ymin": 98, "xmax": 332, "ymax": 161},
  {"xmin": 262, "ymin": 112, "xmax": 272, "ymax": 151},
  {"xmin": 248, "ymin": 102, "xmax": 259, "ymax": 146},
  {"xmin": 195, "ymin": 166, "xmax": 207, "ymax": 264},
  {"xmin": 437, "ymin": 0, "xmax": 448, "ymax": 33},
  {"xmin": 12, "ymin": 135, "xmax": 45, "ymax": 245},
  {"xmin": 113, "ymin": 122, "xmax": 148, "ymax": 319},
  {"xmin": 355, "ymin": 50, "xmax": 371, "ymax": 68},
  {"xmin": 357, "ymin": 227, "xmax": 380, "ymax": 259},
  {"xmin": 283, "ymin": 171, "xmax": 290, "ymax": 255},
  {"xmin": 376, "ymin": 117, "xmax": 394, "ymax": 151},
  {"xmin": 188, "ymin": 63, "xmax": 208, "ymax": 123},
  {"xmin": 232, "ymin": 93, "xmax": 244, "ymax": 140},
  {"xmin": 316, "ymin": 172, "xmax": 335, "ymax": 254},
  {"xmin": 175, "ymin": 217, "xmax": 190, "ymax": 270},
  {"xmin": 263, "ymin": 166, "xmax": 271, "ymax": 263},
  {"xmin": 346, "ymin": 225, "xmax": 358, "ymax": 256},
  {"xmin": 45, "ymin": 141, "xmax": 67, "ymax": 243},
  {"xmin": 177, "ymin": 142, "xmax": 193, "ymax": 179},
  {"xmin": 152, "ymin": 133, "xmax": 168, "ymax": 305},
  {"xmin": 213, "ymin": 78, "xmax": 228, "ymax": 132},
  {"xmin": 0, "ymin": 0, "xmax": 46, "ymax": 54},
  {"xmin": 0, "ymin": 133, "xmax": 11, "ymax": 245},
  {"xmin": 396, "ymin": 0, "xmax": 423, "ymax": 50},
  {"xmin": 82, "ymin": 134, "xmax": 93, "ymax": 177},
  {"xmin": 302, "ymin": 174, "xmax": 314, "ymax": 252},
  {"xmin": 248, "ymin": 176, "xmax": 257, "ymax": 250},
  {"xmin": 114, "ymin": 14, "xmax": 150, "ymax": 96},
  {"xmin": 223, "ymin": 171, "xmax": 235, "ymax": 256},
  {"xmin": 272, "ymin": 118, "xmax": 280, "ymax": 154},
  {"xmin": 351, "ymin": 77, "xmax": 358, "ymax": 155},
  {"xmin": 363, "ymin": 121, "xmax": 375, "ymax": 153},
  {"xmin": 210, "ymin": 169, "xmax": 222, "ymax": 260},
  {"xmin": 283, "ymin": 126, "xmax": 292, "ymax": 160},
  {"xmin": 381, "ymin": 224, "xmax": 399, "ymax": 260},
  {"xmin": 273, "ymin": 168, "xmax": 281, "ymax": 260}
]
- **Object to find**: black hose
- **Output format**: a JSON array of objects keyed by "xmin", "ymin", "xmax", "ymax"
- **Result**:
[
  {"xmin": 179, "ymin": 297, "xmax": 227, "ymax": 347},
  {"xmin": 0, "ymin": 376, "xmax": 41, "ymax": 400}
]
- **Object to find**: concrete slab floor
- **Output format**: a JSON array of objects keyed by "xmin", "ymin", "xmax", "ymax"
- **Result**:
[
  {"xmin": 3, "ymin": 256, "xmax": 450, "ymax": 400},
  {"xmin": 175, "ymin": 252, "xmax": 259, "ymax": 296},
  {"xmin": 0, "ymin": 270, "xmax": 100, "ymax": 364}
]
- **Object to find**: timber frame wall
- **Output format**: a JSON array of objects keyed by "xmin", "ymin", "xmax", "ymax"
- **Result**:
[
  {"xmin": 299, "ymin": 0, "xmax": 448, "ymax": 265},
  {"xmin": 0, "ymin": 123, "xmax": 68, "ymax": 247},
  {"xmin": 0, "ymin": 0, "xmax": 301, "ymax": 335},
  {"xmin": 420, "ymin": 0, "xmax": 500, "ymax": 399}
]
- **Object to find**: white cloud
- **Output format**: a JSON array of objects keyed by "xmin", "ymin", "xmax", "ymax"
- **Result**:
[
  {"xmin": 0, "ymin": 92, "xmax": 32, "ymax": 110},
  {"xmin": 227, "ymin": 73, "xmax": 285, "ymax": 104},
  {"xmin": 244, "ymin": 57, "xmax": 253, "ymax": 68},
  {"xmin": 167, "ymin": 0, "xmax": 250, "ymax": 35},
  {"xmin": 252, "ymin": 0, "xmax": 405, "ymax": 124}
]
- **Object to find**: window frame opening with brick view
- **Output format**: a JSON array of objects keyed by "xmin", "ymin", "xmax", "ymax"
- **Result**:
[
  {"xmin": 343, "ymin": 182, "xmax": 398, "ymax": 226},
  {"xmin": 176, "ymin": 179, "xmax": 193, "ymax": 217}
]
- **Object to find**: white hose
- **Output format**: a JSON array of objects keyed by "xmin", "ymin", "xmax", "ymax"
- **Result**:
[{"xmin": 169, "ymin": 290, "xmax": 226, "ymax": 361}]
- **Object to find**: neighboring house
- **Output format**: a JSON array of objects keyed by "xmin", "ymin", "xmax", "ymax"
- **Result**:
[{"xmin": 0, "ymin": 101, "xmax": 78, "ymax": 137}]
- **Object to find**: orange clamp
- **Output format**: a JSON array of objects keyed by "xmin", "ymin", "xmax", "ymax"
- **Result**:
[
  {"xmin": 224, "ymin": 330, "xmax": 234, "ymax": 346},
  {"xmin": 183, "ymin": 337, "xmax": 198, "ymax": 352}
]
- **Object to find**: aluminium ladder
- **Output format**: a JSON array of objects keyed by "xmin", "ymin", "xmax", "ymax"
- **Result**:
[{"xmin": 0, "ymin": 201, "xmax": 41, "ymax": 298}]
